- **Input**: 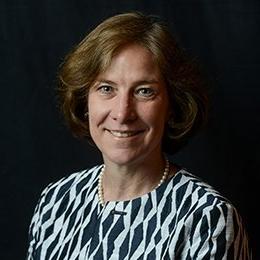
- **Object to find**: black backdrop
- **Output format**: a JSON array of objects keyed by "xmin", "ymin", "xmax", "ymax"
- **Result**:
[{"xmin": 1, "ymin": 1, "xmax": 259, "ymax": 259}]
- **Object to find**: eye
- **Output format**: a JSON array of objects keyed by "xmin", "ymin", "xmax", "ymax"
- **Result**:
[
  {"xmin": 97, "ymin": 85, "xmax": 113, "ymax": 95},
  {"xmin": 135, "ymin": 87, "xmax": 155, "ymax": 98}
]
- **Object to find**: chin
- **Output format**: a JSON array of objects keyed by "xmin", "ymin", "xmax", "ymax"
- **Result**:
[{"xmin": 103, "ymin": 151, "xmax": 143, "ymax": 166}]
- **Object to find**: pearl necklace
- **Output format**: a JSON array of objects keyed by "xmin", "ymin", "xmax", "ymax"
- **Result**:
[{"xmin": 97, "ymin": 158, "xmax": 170, "ymax": 207}]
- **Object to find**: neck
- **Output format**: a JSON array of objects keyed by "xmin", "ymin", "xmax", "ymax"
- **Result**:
[{"xmin": 99, "ymin": 154, "xmax": 169, "ymax": 204}]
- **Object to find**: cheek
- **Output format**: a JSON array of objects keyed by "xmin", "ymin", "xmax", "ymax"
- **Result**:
[
  {"xmin": 88, "ymin": 95, "xmax": 107, "ymax": 126},
  {"xmin": 87, "ymin": 93, "xmax": 97, "ymax": 114},
  {"xmin": 88, "ymin": 100, "xmax": 101, "ymax": 136},
  {"xmin": 143, "ymin": 102, "xmax": 169, "ymax": 126},
  {"xmin": 88, "ymin": 110, "xmax": 104, "ymax": 133},
  {"xmin": 88, "ymin": 113, "xmax": 105, "ymax": 146}
]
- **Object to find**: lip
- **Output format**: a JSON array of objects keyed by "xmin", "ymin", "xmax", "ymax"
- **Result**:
[{"xmin": 106, "ymin": 129, "xmax": 145, "ymax": 138}]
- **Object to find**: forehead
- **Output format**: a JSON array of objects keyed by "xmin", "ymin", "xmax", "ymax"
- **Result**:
[{"xmin": 98, "ymin": 44, "xmax": 162, "ymax": 80}]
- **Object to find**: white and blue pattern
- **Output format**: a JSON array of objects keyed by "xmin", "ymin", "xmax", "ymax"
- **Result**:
[{"xmin": 27, "ymin": 165, "xmax": 251, "ymax": 259}]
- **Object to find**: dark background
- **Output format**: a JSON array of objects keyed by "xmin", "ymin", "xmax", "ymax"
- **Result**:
[{"xmin": 1, "ymin": 1, "xmax": 259, "ymax": 259}]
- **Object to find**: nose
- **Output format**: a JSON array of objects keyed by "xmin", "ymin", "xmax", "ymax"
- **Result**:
[{"xmin": 110, "ymin": 93, "xmax": 137, "ymax": 123}]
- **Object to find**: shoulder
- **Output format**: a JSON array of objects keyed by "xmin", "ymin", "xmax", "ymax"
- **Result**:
[
  {"xmin": 34, "ymin": 165, "xmax": 102, "ymax": 214},
  {"xmin": 167, "ymin": 169, "xmax": 251, "ymax": 258},
  {"xmin": 173, "ymin": 169, "xmax": 247, "ymax": 238},
  {"xmin": 170, "ymin": 168, "xmax": 239, "ymax": 225},
  {"xmin": 27, "ymin": 165, "xmax": 103, "ymax": 257},
  {"xmin": 173, "ymin": 168, "xmax": 231, "ymax": 206}
]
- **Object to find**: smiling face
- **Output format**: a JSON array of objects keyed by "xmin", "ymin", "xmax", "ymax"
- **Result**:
[{"xmin": 88, "ymin": 44, "xmax": 169, "ymax": 167}]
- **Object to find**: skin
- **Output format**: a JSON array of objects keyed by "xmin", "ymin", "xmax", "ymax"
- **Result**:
[{"xmin": 88, "ymin": 44, "xmax": 171, "ymax": 202}]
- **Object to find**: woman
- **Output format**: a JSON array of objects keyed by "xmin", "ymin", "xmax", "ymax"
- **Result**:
[{"xmin": 27, "ymin": 12, "xmax": 251, "ymax": 259}]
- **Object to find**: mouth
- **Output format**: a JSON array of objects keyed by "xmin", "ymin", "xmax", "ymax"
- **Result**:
[{"xmin": 106, "ymin": 129, "xmax": 144, "ymax": 138}]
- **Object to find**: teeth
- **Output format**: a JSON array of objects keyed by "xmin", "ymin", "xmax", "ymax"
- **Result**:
[{"xmin": 109, "ymin": 130, "xmax": 138, "ymax": 137}]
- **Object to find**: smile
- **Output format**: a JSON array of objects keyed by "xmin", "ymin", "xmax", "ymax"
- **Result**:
[{"xmin": 107, "ymin": 130, "xmax": 143, "ymax": 138}]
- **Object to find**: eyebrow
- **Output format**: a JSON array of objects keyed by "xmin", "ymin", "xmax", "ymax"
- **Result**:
[{"xmin": 96, "ymin": 79, "xmax": 160, "ymax": 86}]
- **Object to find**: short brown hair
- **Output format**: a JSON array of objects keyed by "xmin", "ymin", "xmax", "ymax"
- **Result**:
[{"xmin": 58, "ymin": 12, "xmax": 208, "ymax": 154}]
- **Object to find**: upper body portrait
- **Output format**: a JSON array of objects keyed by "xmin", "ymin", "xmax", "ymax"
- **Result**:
[{"xmin": 27, "ymin": 12, "xmax": 251, "ymax": 259}]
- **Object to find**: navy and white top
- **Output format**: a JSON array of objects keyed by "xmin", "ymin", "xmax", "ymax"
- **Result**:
[{"xmin": 27, "ymin": 165, "xmax": 251, "ymax": 259}]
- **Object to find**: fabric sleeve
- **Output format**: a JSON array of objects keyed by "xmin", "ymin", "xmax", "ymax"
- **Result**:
[
  {"xmin": 183, "ymin": 201, "xmax": 252, "ymax": 260},
  {"xmin": 26, "ymin": 184, "xmax": 53, "ymax": 260}
]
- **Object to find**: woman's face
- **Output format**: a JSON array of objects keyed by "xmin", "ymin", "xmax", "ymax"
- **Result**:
[{"xmin": 88, "ymin": 44, "xmax": 169, "ymax": 166}]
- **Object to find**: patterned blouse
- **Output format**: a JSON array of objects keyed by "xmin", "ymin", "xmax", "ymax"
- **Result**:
[{"xmin": 27, "ymin": 165, "xmax": 251, "ymax": 259}]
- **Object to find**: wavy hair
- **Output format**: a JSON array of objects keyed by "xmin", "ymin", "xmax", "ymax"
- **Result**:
[{"xmin": 58, "ymin": 12, "xmax": 208, "ymax": 154}]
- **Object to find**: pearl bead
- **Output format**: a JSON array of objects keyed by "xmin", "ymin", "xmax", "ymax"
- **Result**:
[{"xmin": 97, "ymin": 158, "xmax": 170, "ymax": 207}]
